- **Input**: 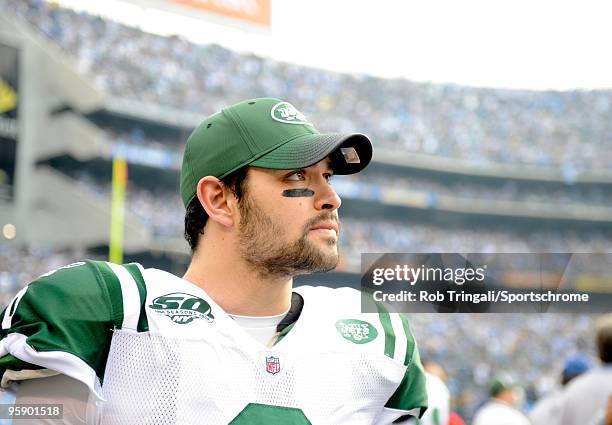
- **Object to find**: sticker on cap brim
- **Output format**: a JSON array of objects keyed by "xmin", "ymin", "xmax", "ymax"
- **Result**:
[
  {"xmin": 271, "ymin": 102, "xmax": 313, "ymax": 126},
  {"xmin": 341, "ymin": 147, "xmax": 361, "ymax": 164}
]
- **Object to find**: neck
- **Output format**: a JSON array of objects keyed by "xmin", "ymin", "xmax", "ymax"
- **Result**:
[{"xmin": 183, "ymin": 237, "xmax": 293, "ymax": 317}]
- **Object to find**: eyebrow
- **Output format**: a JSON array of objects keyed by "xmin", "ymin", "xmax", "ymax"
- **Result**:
[
  {"xmin": 315, "ymin": 158, "xmax": 335, "ymax": 175},
  {"xmin": 283, "ymin": 166, "xmax": 334, "ymax": 175}
]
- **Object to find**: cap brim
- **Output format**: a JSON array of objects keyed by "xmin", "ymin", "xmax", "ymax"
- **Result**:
[{"xmin": 250, "ymin": 132, "xmax": 372, "ymax": 175}]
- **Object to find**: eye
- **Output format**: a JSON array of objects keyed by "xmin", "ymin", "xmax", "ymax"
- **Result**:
[
  {"xmin": 286, "ymin": 170, "xmax": 306, "ymax": 181},
  {"xmin": 324, "ymin": 173, "xmax": 334, "ymax": 183}
]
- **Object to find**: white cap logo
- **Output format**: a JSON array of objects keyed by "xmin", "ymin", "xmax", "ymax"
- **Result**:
[{"xmin": 271, "ymin": 102, "xmax": 313, "ymax": 126}]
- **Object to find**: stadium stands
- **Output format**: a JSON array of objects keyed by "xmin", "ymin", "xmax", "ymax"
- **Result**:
[{"xmin": 6, "ymin": 0, "xmax": 612, "ymax": 169}]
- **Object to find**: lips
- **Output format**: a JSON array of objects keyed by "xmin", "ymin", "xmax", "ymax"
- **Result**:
[{"xmin": 309, "ymin": 222, "xmax": 339, "ymax": 235}]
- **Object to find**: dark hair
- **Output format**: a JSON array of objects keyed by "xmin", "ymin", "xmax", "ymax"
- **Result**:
[
  {"xmin": 597, "ymin": 316, "xmax": 612, "ymax": 364},
  {"xmin": 184, "ymin": 167, "xmax": 249, "ymax": 252}
]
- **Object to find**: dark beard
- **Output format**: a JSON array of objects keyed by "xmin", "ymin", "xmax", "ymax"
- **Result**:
[{"xmin": 238, "ymin": 195, "xmax": 339, "ymax": 278}]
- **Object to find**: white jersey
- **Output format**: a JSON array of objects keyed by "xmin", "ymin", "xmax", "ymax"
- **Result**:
[
  {"xmin": 0, "ymin": 261, "xmax": 428, "ymax": 424},
  {"xmin": 529, "ymin": 388, "xmax": 563, "ymax": 425},
  {"xmin": 558, "ymin": 367, "xmax": 612, "ymax": 425},
  {"xmin": 473, "ymin": 399, "xmax": 531, "ymax": 425}
]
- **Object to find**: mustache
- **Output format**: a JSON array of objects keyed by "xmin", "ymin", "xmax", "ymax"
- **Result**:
[{"xmin": 303, "ymin": 213, "xmax": 341, "ymax": 233}]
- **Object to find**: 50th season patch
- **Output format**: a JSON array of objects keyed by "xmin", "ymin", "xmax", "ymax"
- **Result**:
[{"xmin": 149, "ymin": 292, "xmax": 214, "ymax": 324}]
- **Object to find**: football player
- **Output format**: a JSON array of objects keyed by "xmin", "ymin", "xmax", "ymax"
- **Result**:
[{"xmin": 0, "ymin": 98, "xmax": 427, "ymax": 424}]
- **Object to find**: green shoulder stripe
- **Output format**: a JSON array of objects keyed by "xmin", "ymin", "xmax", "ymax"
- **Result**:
[
  {"xmin": 375, "ymin": 302, "xmax": 396, "ymax": 359},
  {"xmin": 92, "ymin": 261, "xmax": 148, "ymax": 331},
  {"xmin": 92, "ymin": 261, "xmax": 124, "ymax": 329},
  {"xmin": 398, "ymin": 313, "xmax": 416, "ymax": 366},
  {"xmin": 123, "ymin": 263, "xmax": 149, "ymax": 332}
]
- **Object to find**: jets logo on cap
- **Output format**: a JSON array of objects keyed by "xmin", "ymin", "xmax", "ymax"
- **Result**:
[{"xmin": 271, "ymin": 102, "xmax": 313, "ymax": 126}]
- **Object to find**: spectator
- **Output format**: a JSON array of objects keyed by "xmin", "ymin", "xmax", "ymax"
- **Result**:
[
  {"xmin": 529, "ymin": 354, "xmax": 592, "ymax": 425},
  {"xmin": 472, "ymin": 373, "xmax": 531, "ymax": 425},
  {"xmin": 559, "ymin": 314, "xmax": 612, "ymax": 425}
]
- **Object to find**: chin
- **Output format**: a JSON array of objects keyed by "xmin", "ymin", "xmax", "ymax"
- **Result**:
[
  {"xmin": 310, "ymin": 233, "xmax": 337, "ymax": 245},
  {"xmin": 321, "ymin": 248, "xmax": 340, "ymax": 265},
  {"xmin": 308, "ymin": 244, "xmax": 339, "ymax": 264},
  {"xmin": 319, "ymin": 239, "xmax": 338, "ymax": 254}
]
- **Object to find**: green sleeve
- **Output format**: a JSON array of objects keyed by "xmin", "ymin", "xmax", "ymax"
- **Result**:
[
  {"xmin": 384, "ymin": 313, "xmax": 428, "ymax": 418},
  {"xmin": 0, "ymin": 260, "xmax": 120, "ymax": 381}
]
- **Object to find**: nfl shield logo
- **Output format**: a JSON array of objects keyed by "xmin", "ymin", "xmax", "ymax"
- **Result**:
[{"xmin": 265, "ymin": 356, "xmax": 281, "ymax": 375}]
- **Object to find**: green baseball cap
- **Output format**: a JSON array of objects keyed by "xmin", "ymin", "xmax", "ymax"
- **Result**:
[
  {"xmin": 180, "ymin": 98, "xmax": 373, "ymax": 207},
  {"xmin": 489, "ymin": 373, "xmax": 521, "ymax": 396}
]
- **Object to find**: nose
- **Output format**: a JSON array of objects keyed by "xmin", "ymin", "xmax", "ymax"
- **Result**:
[{"xmin": 314, "ymin": 180, "xmax": 342, "ymax": 211}]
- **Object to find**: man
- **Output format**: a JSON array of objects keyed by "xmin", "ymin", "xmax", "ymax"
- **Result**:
[
  {"xmin": 559, "ymin": 314, "xmax": 612, "ymax": 425},
  {"xmin": 472, "ymin": 373, "xmax": 530, "ymax": 425},
  {"xmin": 0, "ymin": 98, "xmax": 428, "ymax": 424},
  {"xmin": 529, "ymin": 354, "xmax": 592, "ymax": 425}
]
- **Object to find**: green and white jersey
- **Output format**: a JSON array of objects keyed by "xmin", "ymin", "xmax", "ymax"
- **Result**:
[{"xmin": 0, "ymin": 260, "xmax": 427, "ymax": 425}]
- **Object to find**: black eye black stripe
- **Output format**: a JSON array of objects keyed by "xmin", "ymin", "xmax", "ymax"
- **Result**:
[{"xmin": 282, "ymin": 189, "xmax": 315, "ymax": 197}]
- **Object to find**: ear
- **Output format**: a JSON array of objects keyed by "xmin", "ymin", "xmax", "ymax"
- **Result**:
[{"xmin": 196, "ymin": 176, "xmax": 236, "ymax": 228}]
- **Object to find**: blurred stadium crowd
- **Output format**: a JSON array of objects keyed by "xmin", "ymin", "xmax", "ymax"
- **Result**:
[
  {"xmin": 410, "ymin": 313, "xmax": 596, "ymax": 419},
  {"xmin": 2, "ymin": 0, "xmax": 612, "ymax": 423},
  {"xmin": 7, "ymin": 0, "xmax": 612, "ymax": 169},
  {"xmin": 0, "ymin": 245, "xmax": 75, "ymax": 305}
]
